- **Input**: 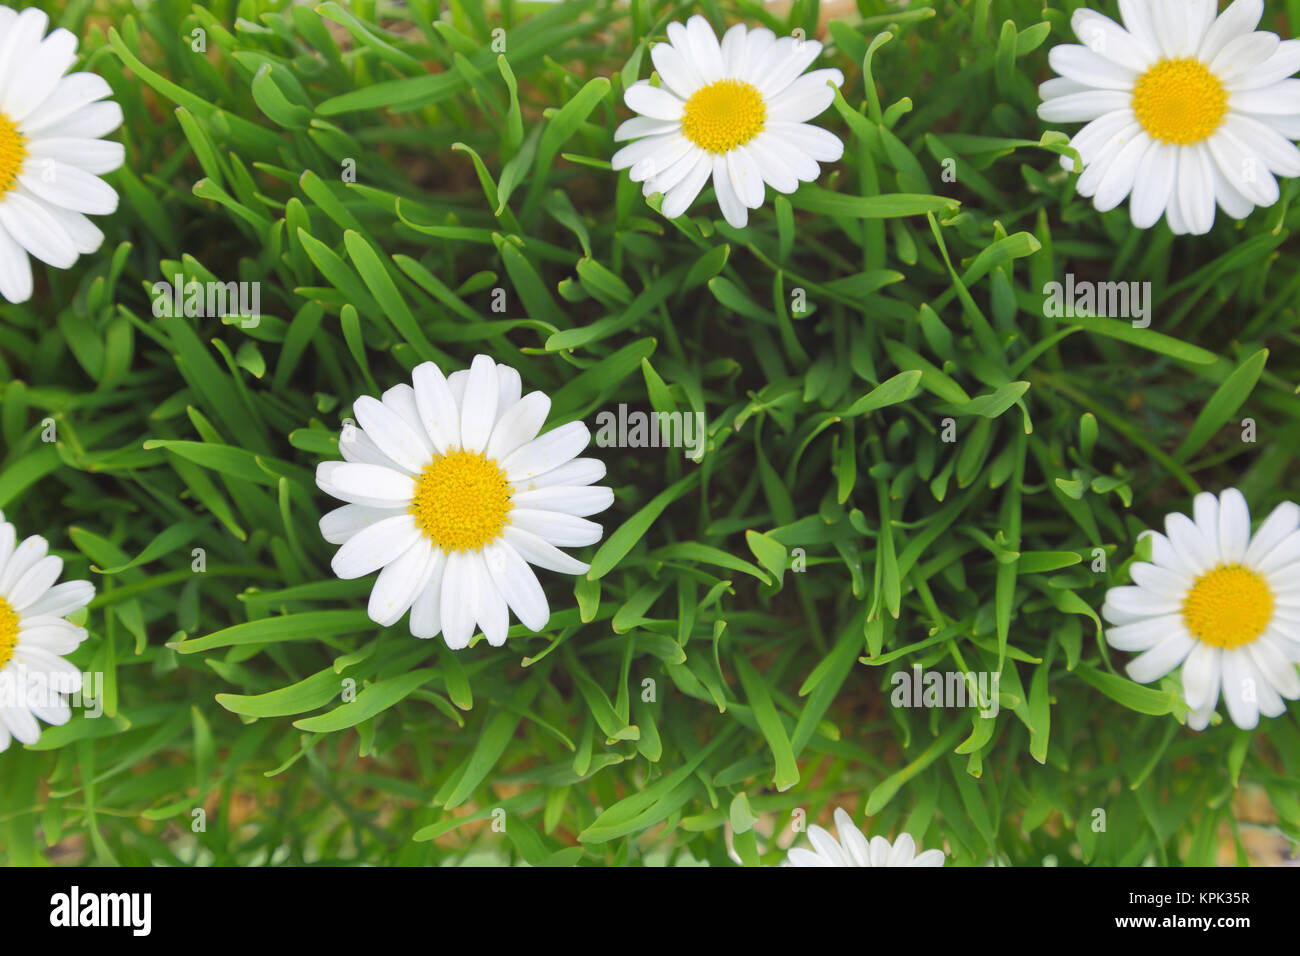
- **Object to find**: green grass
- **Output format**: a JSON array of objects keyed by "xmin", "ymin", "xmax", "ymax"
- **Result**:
[{"xmin": 1, "ymin": 0, "xmax": 1299, "ymax": 866}]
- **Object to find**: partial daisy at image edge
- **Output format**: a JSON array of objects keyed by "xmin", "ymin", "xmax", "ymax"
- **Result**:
[
  {"xmin": 1037, "ymin": 0, "xmax": 1300, "ymax": 235},
  {"xmin": 1102, "ymin": 487, "xmax": 1300, "ymax": 731},
  {"xmin": 611, "ymin": 14, "xmax": 845, "ymax": 228},
  {"xmin": 0, "ymin": 509, "xmax": 96, "ymax": 752},
  {"xmin": 0, "ymin": 5, "xmax": 126, "ymax": 304},
  {"xmin": 786, "ymin": 808, "xmax": 946, "ymax": 866},
  {"xmin": 315, "ymin": 354, "xmax": 614, "ymax": 650}
]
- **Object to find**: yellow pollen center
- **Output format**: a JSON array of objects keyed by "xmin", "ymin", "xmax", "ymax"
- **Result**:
[
  {"xmin": 1132, "ymin": 58, "xmax": 1228, "ymax": 145},
  {"xmin": 681, "ymin": 79, "xmax": 766, "ymax": 154},
  {"xmin": 0, "ymin": 597, "xmax": 19, "ymax": 669},
  {"xmin": 0, "ymin": 112, "xmax": 26, "ymax": 196},
  {"xmin": 409, "ymin": 450, "xmax": 512, "ymax": 552},
  {"xmin": 1181, "ymin": 564, "xmax": 1274, "ymax": 649}
]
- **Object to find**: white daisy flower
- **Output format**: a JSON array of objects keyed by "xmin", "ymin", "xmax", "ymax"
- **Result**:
[
  {"xmin": 316, "ymin": 355, "xmax": 614, "ymax": 649},
  {"xmin": 611, "ymin": 15, "xmax": 844, "ymax": 228},
  {"xmin": 1037, "ymin": 0, "xmax": 1300, "ymax": 235},
  {"xmin": 0, "ymin": 510, "xmax": 95, "ymax": 752},
  {"xmin": 1102, "ymin": 488, "xmax": 1300, "ymax": 731},
  {"xmin": 0, "ymin": 6, "xmax": 124, "ymax": 303},
  {"xmin": 787, "ymin": 808, "xmax": 945, "ymax": 867}
]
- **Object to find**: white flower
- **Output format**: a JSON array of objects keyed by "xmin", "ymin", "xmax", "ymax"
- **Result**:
[
  {"xmin": 787, "ymin": 808, "xmax": 945, "ymax": 867},
  {"xmin": 0, "ymin": 510, "xmax": 95, "ymax": 752},
  {"xmin": 611, "ymin": 15, "xmax": 844, "ymax": 228},
  {"xmin": 0, "ymin": 6, "xmax": 124, "ymax": 303},
  {"xmin": 316, "ymin": 355, "xmax": 614, "ymax": 649},
  {"xmin": 1102, "ymin": 488, "xmax": 1300, "ymax": 731},
  {"xmin": 1037, "ymin": 0, "xmax": 1300, "ymax": 235}
]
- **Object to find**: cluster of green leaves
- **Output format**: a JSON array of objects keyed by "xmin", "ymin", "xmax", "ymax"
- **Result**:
[{"xmin": 1, "ymin": 0, "xmax": 1298, "ymax": 866}]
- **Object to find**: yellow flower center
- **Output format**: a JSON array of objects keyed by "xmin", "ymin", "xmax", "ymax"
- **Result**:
[
  {"xmin": 0, "ymin": 112, "xmax": 26, "ymax": 196},
  {"xmin": 1181, "ymin": 564, "xmax": 1274, "ymax": 649},
  {"xmin": 409, "ymin": 449, "xmax": 512, "ymax": 553},
  {"xmin": 681, "ymin": 79, "xmax": 766, "ymax": 154},
  {"xmin": 0, "ymin": 597, "xmax": 19, "ymax": 669},
  {"xmin": 1132, "ymin": 58, "xmax": 1228, "ymax": 145}
]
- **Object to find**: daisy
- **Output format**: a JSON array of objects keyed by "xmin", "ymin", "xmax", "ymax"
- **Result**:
[
  {"xmin": 1037, "ymin": 0, "xmax": 1300, "ymax": 235},
  {"xmin": 1102, "ymin": 488, "xmax": 1300, "ymax": 731},
  {"xmin": 0, "ymin": 510, "xmax": 95, "ymax": 752},
  {"xmin": 787, "ymin": 808, "xmax": 945, "ymax": 867},
  {"xmin": 0, "ymin": 6, "xmax": 124, "ymax": 303},
  {"xmin": 316, "ymin": 355, "xmax": 614, "ymax": 649},
  {"xmin": 611, "ymin": 15, "xmax": 844, "ymax": 228}
]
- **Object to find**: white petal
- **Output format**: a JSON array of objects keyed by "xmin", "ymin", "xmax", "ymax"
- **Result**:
[
  {"xmin": 683, "ymin": 15, "xmax": 725, "ymax": 85},
  {"xmin": 412, "ymin": 360, "xmax": 462, "ymax": 455},
  {"xmin": 1196, "ymin": 0, "xmax": 1265, "ymax": 64},
  {"xmin": 1211, "ymin": 32, "xmax": 1279, "ymax": 87},
  {"xmin": 1049, "ymin": 44, "xmax": 1138, "ymax": 89},
  {"xmin": 1245, "ymin": 502, "xmax": 1300, "ymax": 566},
  {"xmin": 624, "ymin": 81, "xmax": 685, "ymax": 122},
  {"xmin": 1165, "ymin": 511, "xmax": 1216, "ymax": 576},
  {"xmin": 501, "ymin": 526, "xmax": 590, "ymax": 575},
  {"xmin": 483, "ymin": 541, "xmax": 549, "ymax": 632},
  {"xmin": 1177, "ymin": 145, "xmax": 1217, "ymax": 236},
  {"xmin": 330, "ymin": 514, "xmax": 420, "ymax": 579},
  {"xmin": 1217, "ymin": 488, "xmax": 1252, "ymax": 563},
  {"xmin": 1129, "ymin": 140, "xmax": 1175, "ymax": 227},
  {"xmin": 806, "ymin": 824, "xmax": 850, "ymax": 866},
  {"xmin": 758, "ymin": 38, "xmax": 824, "ymax": 97},
  {"xmin": 0, "ymin": 222, "xmax": 33, "ymax": 303},
  {"xmin": 508, "ymin": 509, "xmax": 602, "ymax": 548},
  {"xmin": 712, "ymin": 156, "xmax": 748, "ymax": 228},
  {"xmin": 1229, "ymin": 39, "xmax": 1300, "ymax": 91},
  {"xmin": 614, "ymin": 115, "xmax": 680, "ymax": 142},
  {"xmin": 1181, "ymin": 641, "xmax": 1222, "ymax": 711},
  {"xmin": 1126, "ymin": 631, "xmax": 1196, "ymax": 682},
  {"xmin": 1103, "ymin": 584, "xmax": 1181, "ymax": 619},
  {"xmin": 473, "ymin": 555, "xmax": 509, "ymax": 647},
  {"xmin": 0, "ymin": 192, "xmax": 77, "ymax": 267},
  {"xmin": 1229, "ymin": 79, "xmax": 1300, "ymax": 114},
  {"xmin": 1220, "ymin": 648, "xmax": 1261, "ymax": 729},
  {"xmin": 408, "ymin": 549, "xmax": 447, "ymax": 639},
  {"xmin": 486, "ymin": 391, "xmax": 551, "ymax": 462},
  {"xmin": 9, "ymin": 555, "xmax": 63, "ymax": 611},
  {"xmin": 1093, "ymin": 130, "xmax": 1151, "ymax": 211},
  {"xmin": 1107, "ymin": 614, "xmax": 1184, "ymax": 652},
  {"xmin": 766, "ymin": 70, "xmax": 842, "ymax": 123},
  {"xmin": 1250, "ymin": 635, "xmax": 1300, "ymax": 699},
  {"xmin": 727, "ymin": 146, "xmax": 765, "ymax": 210},
  {"xmin": 367, "ymin": 539, "xmax": 432, "ymax": 626},
  {"xmin": 659, "ymin": 153, "xmax": 712, "ymax": 219},
  {"xmin": 511, "ymin": 486, "xmax": 614, "ymax": 517},
  {"xmin": 459, "ymin": 354, "xmax": 500, "ymax": 454},
  {"xmin": 1256, "ymin": 531, "xmax": 1300, "ymax": 575},
  {"xmin": 1071, "ymin": 9, "xmax": 1155, "ymax": 69},
  {"xmin": 501, "ymin": 422, "xmax": 590, "ymax": 483},
  {"xmin": 1, "ymin": 27, "xmax": 77, "ymax": 122},
  {"xmin": 768, "ymin": 121, "xmax": 843, "ymax": 162},
  {"xmin": 1223, "ymin": 113, "xmax": 1300, "ymax": 177},
  {"xmin": 319, "ymin": 462, "xmax": 415, "ymax": 507},
  {"xmin": 0, "ymin": 535, "xmax": 47, "ymax": 595},
  {"xmin": 16, "ymin": 162, "xmax": 118, "ymax": 216},
  {"xmin": 18, "ymin": 579, "xmax": 93, "ymax": 619},
  {"xmin": 18, "ymin": 72, "xmax": 112, "ymax": 136},
  {"xmin": 439, "ymin": 551, "xmax": 476, "ymax": 649},
  {"xmin": 354, "ymin": 395, "xmax": 431, "ymax": 475},
  {"xmin": 650, "ymin": 42, "xmax": 702, "ymax": 101}
]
